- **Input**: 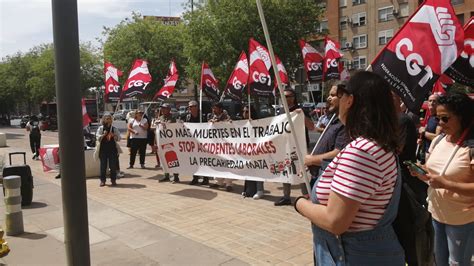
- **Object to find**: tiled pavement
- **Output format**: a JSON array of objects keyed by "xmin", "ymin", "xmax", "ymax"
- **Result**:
[{"xmin": 0, "ymin": 127, "xmax": 313, "ymax": 265}]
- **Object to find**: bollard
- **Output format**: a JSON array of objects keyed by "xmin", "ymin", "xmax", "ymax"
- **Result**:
[
  {"xmin": 3, "ymin": 175, "xmax": 24, "ymax": 236},
  {"xmin": 0, "ymin": 227, "xmax": 10, "ymax": 257},
  {"xmin": 0, "ymin": 133, "xmax": 6, "ymax": 147}
]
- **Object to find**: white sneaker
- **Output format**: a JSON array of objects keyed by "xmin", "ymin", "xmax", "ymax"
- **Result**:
[
  {"xmin": 253, "ymin": 191, "xmax": 264, "ymax": 200},
  {"xmin": 117, "ymin": 172, "xmax": 124, "ymax": 178}
]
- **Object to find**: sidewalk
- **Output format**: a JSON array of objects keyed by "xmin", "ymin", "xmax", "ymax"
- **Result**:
[{"xmin": 0, "ymin": 127, "xmax": 313, "ymax": 265}]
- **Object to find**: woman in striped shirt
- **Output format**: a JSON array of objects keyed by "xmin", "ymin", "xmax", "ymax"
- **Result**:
[{"xmin": 295, "ymin": 71, "xmax": 404, "ymax": 265}]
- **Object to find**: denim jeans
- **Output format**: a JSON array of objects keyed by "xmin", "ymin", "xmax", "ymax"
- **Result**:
[
  {"xmin": 432, "ymin": 219, "xmax": 474, "ymax": 266},
  {"xmin": 100, "ymin": 152, "xmax": 118, "ymax": 182}
]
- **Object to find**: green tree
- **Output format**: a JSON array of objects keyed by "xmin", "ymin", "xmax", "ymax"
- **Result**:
[
  {"xmin": 102, "ymin": 13, "xmax": 187, "ymax": 99},
  {"xmin": 182, "ymin": 0, "xmax": 324, "ymax": 85}
]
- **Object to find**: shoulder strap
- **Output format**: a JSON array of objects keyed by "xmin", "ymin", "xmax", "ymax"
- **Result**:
[{"xmin": 432, "ymin": 133, "xmax": 446, "ymax": 150}]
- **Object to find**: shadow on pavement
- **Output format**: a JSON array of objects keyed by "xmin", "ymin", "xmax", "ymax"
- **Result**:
[
  {"xmin": 170, "ymin": 189, "xmax": 218, "ymax": 201},
  {"xmin": 15, "ymin": 232, "xmax": 47, "ymax": 240},
  {"xmin": 22, "ymin": 202, "xmax": 48, "ymax": 209},
  {"xmin": 113, "ymin": 183, "xmax": 146, "ymax": 189},
  {"xmin": 4, "ymin": 132, "xmax": 25, "ymax": 140}
]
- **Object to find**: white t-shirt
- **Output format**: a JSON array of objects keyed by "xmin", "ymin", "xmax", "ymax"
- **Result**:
[
  {"xmin": 315, "ymin": 137, "xmax": 397, "ymax": 232},
  {"xmin": 129, "ymin": 118, "xmax": 148, "ymax": 139}
]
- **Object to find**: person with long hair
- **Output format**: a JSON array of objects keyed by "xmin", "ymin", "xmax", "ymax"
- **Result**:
[
  {"xmin": 96, "ymin": 113, "xmax": 121, "ymax": 187},
  {"xmin": 295, "ymin": 71, "xmax": 404, "ymax": 265},
  {"xmin": 409, "ymin": 92, "xmax": 474, "ymax": 266},
  {"xmin": 127, "ymin": 110, "xmax": 148, "ymax": 169}
]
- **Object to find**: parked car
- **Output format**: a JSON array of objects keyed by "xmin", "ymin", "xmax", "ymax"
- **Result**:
[{"xmin": 113, "ymin": 110, "xmax": 129, "ymax": 121}]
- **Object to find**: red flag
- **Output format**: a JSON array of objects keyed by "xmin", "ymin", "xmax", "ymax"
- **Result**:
[
  {"xmin": 104, "ymin": 62, "xmax": 122, "ymax": 102},
  {"xmin": 153, "ymin": 61, "xmax": 180, "ymax": 101},
  {"xmin": 445, "ymin": 17, "xmax": 474, "ymax": 86},
  {"xmin": 299, "ymin": 40, "xmax": 323, "ymax": 82},
  {"xmin": 122, "ymin": 59, "xmax": 152, "ymax": 98},
  {"xmin": 39, "ymin": 147, "xmax": 60, "ymax": 172},
  {"xmin": 154, "ymin": 73, "xmax": 179, "ymax": 101},
  {"xmin": 275, "ymin": 55, "xmax": 289, "ymax": 87},
  {"xmin": 200, "ymin": 62, "xmax": 220, "ymax": 101},
  {"xmin": 81, "ymin": 98, "xmax": 92, "ymax": 127},
  {"xmin": 323, "ymin": 37, "xmax": 343, "ymax": 81},
  {"xmin": 224, "ymin": 51, "xmax": 249, "ymax": 101},
  {"xmin": 371, "ymin": 0, "xmax": 464, "ymax": 113},
  {"xmin": 248, "ymin": 38, "xmax": 273, "ymax": 96}
]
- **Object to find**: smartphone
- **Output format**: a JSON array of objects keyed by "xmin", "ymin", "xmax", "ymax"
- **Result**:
[{"xmin": 403, "ymin": 161, "xmax": 427, "ymax": 175}]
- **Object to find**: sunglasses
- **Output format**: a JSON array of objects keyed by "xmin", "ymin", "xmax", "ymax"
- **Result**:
[{"xmin": 435, "ymin": 116, "xmax": 450, "ymax": 123}]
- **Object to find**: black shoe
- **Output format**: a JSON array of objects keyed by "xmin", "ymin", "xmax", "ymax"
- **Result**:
[
  {"xmin": 274, "ymin": 197, "xmax": 292, "ymax": 206},
  {"xmin": 111, "ymin": 180, "xmax": 117, "ymax": 187},
  {"xmin": 127, "ymin": 165, "xmax": 134, "ymax": 169},
  {"xmin": 141, "ymin": 164, "xmax": 146, "ymax": 169},
  {"xmin": 55, "ymin": 174, "xmax": 61, "ymax": 179},
  {"xmin": 189, "ymin": 179, "xmax": 199, "ymax": 185},
  {"xmin": 201, "ymin": 178, "xmax": 209, "ymax": 186},
  {"xmin": 100, "ymin": 182, "xmax": 106, "ymax": 187}
]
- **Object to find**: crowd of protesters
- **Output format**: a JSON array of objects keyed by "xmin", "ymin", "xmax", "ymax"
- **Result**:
[{"xmin": 32, "ymin": 70, "xmax": 472, "ymax": 265}]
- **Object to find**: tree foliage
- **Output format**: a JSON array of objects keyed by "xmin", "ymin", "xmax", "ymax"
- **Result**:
[
  {"xmin": 182, "ymin": 0, "xmax": 324, "ymax": 84},
  {"xmin": 102, "ymin": 13, "xmax": 187, "ymax": 99}
]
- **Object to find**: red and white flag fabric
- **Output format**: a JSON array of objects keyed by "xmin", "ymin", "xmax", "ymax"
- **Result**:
[
  {"xmin": 275, "ymin": 55, "xmax": 289, "ymax": 87},
  {"xmin": 224, "ymin": 51, "xmax": 249, "ymax": 101},
  {"xmin": 299, "ymin": 40, "xmax": 323, "ymax": 82},
  {"xmin": 81, "ymin": 98, "xmax": 91, "ymax": 128},
  {"xmin": 104, "ymin": 62, "xmax": 122, "ymax": 102},
  {"xmin": 122, "ymin": 59, "xmax": 152, "ymax": 98},
  {"xmin": 248, "ymin": 38, "xmax": 273, "ymax": 96},
  {"xmin": 200, "ymin": 62, "xmax": 220, "ymax": 101},
  {"xmin": 153, "ymin": 61, "xmax": 180, "ymax": 101},
  {"xmin": 323, "ymin": 37, "xmax": 343, "ymax": 81},
  {"xmin": 39, "ymin": 147, "xmax": 60, "ymax": 172},
  {"xmin": 445, "ymin": 17, "xmax": 474, "ymax": 87},
  {"xmin": 371, "ymin": 0, "xmax": 464, "ymax": 113}
]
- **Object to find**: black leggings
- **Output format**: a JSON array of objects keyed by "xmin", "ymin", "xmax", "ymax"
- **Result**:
[
  {"xmin": 29, "ymin": 134, "xmax": 41, "ymax": 155},
  {"xmin": 129, "ymin": 138, "xmax": 147, "ymax": 166}
]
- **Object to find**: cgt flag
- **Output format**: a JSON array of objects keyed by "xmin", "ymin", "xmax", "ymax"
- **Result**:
[
  {"xmin": 248, "ymin": 38, "xmax": 273, "ymax": 96},
  {"xmin": 275, "ymin": 55, "xmax": 289, "ymax": 87},
  {"xmin": 445, "ymin": 17, "xmax": 474, "ymax": 87},
  {"xmin": 224, "ymin": 51, "xmax": 249, "ymax": 101},
  {"xmin": 104, "ymin": 62, "xmax": 122, "ymax": 102},
  {"xmin": 299, "ymin": 40, "xmax": 323, "ymax": 82},
  {"xmin": 122, "ymin": 59, "xmax": 152, "ymax": 98},
  {"xmin": 200, "ymin": 62, "xmax": 220, "ymax": 101},
  {"xmin": 371, "ymin": 0, "xmax": 463, "ymax": 113},
  {"xmin": 323, "ymin": 36, "xmax": 343, "ymax": 81},
  {"xmin": 154, "ymin": 61, "xmax": 180, "ymax": 101},
  {"xmin": 81, "ymin": 98, "xmax": 92, "ymax": 127}
]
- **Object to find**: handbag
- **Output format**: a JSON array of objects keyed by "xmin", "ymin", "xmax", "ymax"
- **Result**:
[
  {"xmin": 115, "ymin": 143, "xmax": 123, "ymax": 154},
  {"xmin": 93, "ymin": 141, "xmax": 101, "ymax": 161}
]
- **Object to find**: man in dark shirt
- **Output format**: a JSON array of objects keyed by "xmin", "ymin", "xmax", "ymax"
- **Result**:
[
  {"xmin": 185, "ymin": 100, "xmax": 209, "ymax": 186},
  {"xmin": 304, "ymin": 82, "xmax": 350, "ymax": 187},
  {"xmin": 419, "ymin": 93, "xmax": 441, "ymax": 163},
  {"xmin": 274, "ymin": 89, "xmax": 315, "ymax": 206}
]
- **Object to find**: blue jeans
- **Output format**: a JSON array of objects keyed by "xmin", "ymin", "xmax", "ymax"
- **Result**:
[{"xmin": 432, "ymin": 219, "xmax": 474, "ymax": 266}]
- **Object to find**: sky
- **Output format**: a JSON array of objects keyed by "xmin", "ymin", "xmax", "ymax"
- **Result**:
[{"xmin": 0, "ymin": 0, "xmax": 188, "ymax": 59}]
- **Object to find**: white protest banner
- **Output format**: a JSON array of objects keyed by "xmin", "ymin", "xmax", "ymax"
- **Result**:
[{"xmin": 156, "ymin": 112, "xmax": 307, "ymax": 184}]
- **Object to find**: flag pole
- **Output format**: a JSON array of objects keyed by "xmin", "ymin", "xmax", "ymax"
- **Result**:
[
  {"xmin": 310, "ymin": 113, "xmax": 336, "ymax": 155},
  {"xmin": 248, "ymin": 88, "xmax": 252, "ymax": 120},
  {"xmin": 256, "ymin": 0, "xmax": 311, "ymax": 193}
]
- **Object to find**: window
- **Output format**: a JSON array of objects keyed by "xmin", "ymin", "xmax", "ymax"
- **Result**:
[
  {"xmin": 378, "ymin": 29, "xmax": 393, "ymax": 45},
  {"xmin": 457, "ymin": 14, "xmax": 464, "ymax": 25},
  {"xmin": 352, "ymin": 12, "xmax": 366, "ymax": 27},
  {"xmin": 352, "ymin": 0, "xmax": 366, "ymax": 5},
  {"xmin": 340, "ymin": 37, "xmax": 347, "ymax": 47},
  {"xmin": 316, "ymin": 20, "xmax": 328, "ymax": 33},
  {"xmin": 352, "ymin": 56, "xmax": 367, "ymax": 69},
  {"xmin": 339, "ymin": 0, "xmax": 347, "ymax": 7},
  {"xmin": 451, "ymin": 0, "xmax": 464, "ymax": 5},
  {"xmin": 399, "ymin": 3, "xmax": 409, "ymax": 17},
  {"xmin": 353, "ymin": 34, "xmax": 367, "ymax": 49},
  {"xmin": 379, "ymin": 6, "xmax": 394, "ymax": 22},
  {"xmin": 340, "ymin": 16, "xmax": 349, "ymax": 30}
]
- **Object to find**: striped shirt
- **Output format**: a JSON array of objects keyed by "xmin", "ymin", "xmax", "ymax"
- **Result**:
[{"xmin": 315, "ymin": 137, "xmax": 398, "ymax": 232}]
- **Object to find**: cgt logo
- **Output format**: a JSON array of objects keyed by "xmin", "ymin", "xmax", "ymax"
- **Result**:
[
  {"xmin": 307, "ymin": 62, "xmax": 322, "ymax": 72},
  {"xmin": 128, "ymin": 80, "xmax": 150, "ymax": 89},
  {"xmin": 205, "ymin": 79, "xmax": 218, "ymax": 91},
  {"xmin": 162, "ymin": 143, "xmax": 180, "ymax": 168},
  {"xmin": 107, "ymin": 84, "xmax": 120, "ymax": 93},
  {"xmin": 232, "ymin": 77, "xmax": 243, "ymax": 90},
  {"xmin": 252, "ymin": 71, "xmax": 271, "ymax": 86},
  {"xmin": 325, "ymin": 58, "xmax": 338, "ymax": 69},
  {"xmin": 396, "ymin": 38, "xmax": 433, "ymax": 87}
]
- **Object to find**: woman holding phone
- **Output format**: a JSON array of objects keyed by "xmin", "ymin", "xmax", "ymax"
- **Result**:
[{"xmin": 409, "ymin": 92, "xmax": 474, "ymax": 266}]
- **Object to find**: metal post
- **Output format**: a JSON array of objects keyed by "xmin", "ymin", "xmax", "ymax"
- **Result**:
[
  {"xmin": 51, "ymin": 0, "xmax": 91, "ymax": 265},
  {"xmin": 3, "ymin": 175, "xmax": 23, "ymax": 236},
  {"xmin": 256, "ymin": 0, "xmax": 311, "ymax": 193}
]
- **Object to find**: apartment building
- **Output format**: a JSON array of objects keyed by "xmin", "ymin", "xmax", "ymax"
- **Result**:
[{"xmin": 317, "ymin": 0, "xmax": 473, "ymax": 71}]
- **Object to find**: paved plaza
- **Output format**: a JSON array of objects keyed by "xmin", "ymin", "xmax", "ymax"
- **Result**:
[{"xmin": 0, "ymin": 127, "xmax": 313, "ymax": 265}]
